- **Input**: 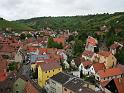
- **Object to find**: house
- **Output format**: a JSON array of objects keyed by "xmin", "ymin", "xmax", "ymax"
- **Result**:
[
  {"xmin": 13, "ymin": 76, "xmax": 27, "ymax": 93},
  {"xmin": 14, "ymin": 47, "xmax": 24, "ymax": 63},
  {"xmin": 82, "ymin": 50, "xmax": 96, "ymax": 61},
  {"xmin": 53, "ymin": 37, "xmax": 65, "ymax": 46},
  {"xmin": 79, "ymin": 61, "xmax": 93, "ymax": 75},
  {"xmin": 90, "ymin": 63, "xmax": 105, "ymax": 76},
  {"xmin": 25, "ymin": 80, "xmax": 39, "ymax": 93},
  {"xmin": 99, "ymin": 81, "xmax": 112, "ymax": 93},
  {"xmin": 96, "ymin": 67, "xmax": 123, "ymax": 82},
  {"xmin": 110, "ymin": 42, "xmax": 123, "ymax": 55},
  {"xmin": 0, "ymin": 57, "xmax": 8, "ymax": 81},
  {"xmin": 97, "ymin": 51, "xmax": 117, "ymax": 69},
  {"xmin": 70, "ymin": 71, "xmax": 80, "ymax": 78},
  {"xmin": 48, "ymin": 72, "xmax": 73, "ymax": 93},
  {"xmin": 63, "ymin": 60, "xmax": 70, "ymax": 69},
  {"xmin": 13, "ymin": 75, "xmax": 41, "ymax": 93},
  {"xmin": 63, "ymin": 78, "xmax": 96, "ymax": 93},
  {"xmin": 85, "ymin": 36, "xmax": 98, "ymax": 52},
  {"xmin": 103, "ymin": 77, "xmax": 124, "ymax": 93},
  {"xmin": 38, "ymin": 61, "xmax": 62, "ymax": 87},
  {"xmin": 57, "ymin": 49, "xmax": 67, "ymax": 60}
]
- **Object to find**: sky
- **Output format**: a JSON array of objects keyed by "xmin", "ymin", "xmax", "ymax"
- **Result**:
[{"xmin": 0, "ymin": 0, "xmax": 124, "ymax": 20}]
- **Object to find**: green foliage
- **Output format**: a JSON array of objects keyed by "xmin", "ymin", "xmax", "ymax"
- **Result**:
[
  {"xmin": 47, "ymin": 37, "xmax": 63, "ymax": 49},
  {"xmin": 116, "ymin": 47, "xmax": 124, "ymax": 65},
  {"xmin": 67, "ymin": 35, "xmax": 74, "ymax": 42},
  {"xmin": 73, "ymin": 38, "xmax": 84, "ymax": 56},
  {"xmin": 17, "ymin": 12, "xmax": 124, "ymax": 32},
  {"xmin": 26, "ymin": 34, "xmax": 32, "ymax": 38},
  {"xmin": 20, "ymin": 33, "xmax": 26, "ymax": 40},
  {"xmin": 0, "ymin": 19, "xmax": 33, "ymax": 31},
  {"xmin": 47, "ymin": 37, "xmax": 54, "ymax": 48},
  {"xmin": 8, "ymin": 62, "xmax": 17, "ymax": 71}
]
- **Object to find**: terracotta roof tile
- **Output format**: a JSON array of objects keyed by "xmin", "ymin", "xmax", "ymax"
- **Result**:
[
  {"xmin": 98, "ymin": 68, "xmax": 123, "ymax": 78},
  {"xmin": 93, "ymin": 63, "xmax": 105, "ymax": 72},
  {"xmin": 87, "ymin": 36, "xmax": 98, "ymax": 46},
  {"xmin": 110, "ymin": 43, "xmax": 120, "ymax": 49},
  {"xmin": 0, "ymin": 71, "xmax": 7, "ymax": 81},
  {"xmin": 98, "ymin": 51, "xmax": 111, "ymax": 57},
  {"xmin": 53, "ymin": 38, "xmax": 65, "ymax": 46},
  {"xmin": 25, "ymin": 81, "xmax": 38, "ymax": 93},
  {"xmin": 82, "ymin": 50, "xmax": 94, "ymax": 58},
  {"xmin": 114, "ymin": 77, "xmax": 124, "ymax": 93},
  {"xmin": 39, "ymin": 61, "xmax": 61, "ymax": 71},
  {"xmin": 82, "ymin": 61, "xmax": 93, "ymax": 68}
]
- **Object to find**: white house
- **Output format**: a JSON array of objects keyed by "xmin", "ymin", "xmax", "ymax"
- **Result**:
[
  {"xmin": 63, "ymin": 60, "xmax": 70, "ymax": 69},
  {"xmin": 57, "ymin": 50, "xmax": 67, "ymax": 60},
  {"xmin": 110, "ymin": 42, "xmax": 123, "ymax": 55},
  {"xmin": 79, "ymin": 61, "xmax": 92, "ymax": 75},
  {"xmin": 85, "ymin": 36, "xmax": 98, "ymax": 52},
  {"xmin": 89, "ymin": 63, "xmax": 105, "ymax": 76}
]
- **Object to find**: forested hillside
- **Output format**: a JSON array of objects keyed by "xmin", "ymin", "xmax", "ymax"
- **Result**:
[
  {"xmin": 0, "ymin": 18, "xmax": 33, "ymax": 31},
  {"xmin": 17, "ymin": 12, "xmax": 124, "ymax": 32}
]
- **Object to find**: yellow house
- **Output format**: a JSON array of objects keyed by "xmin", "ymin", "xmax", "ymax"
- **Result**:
[
  {"xmin": 38, "ymin": 61, "xmax": 62, "ymax": 87},
  {"xmin": 97, "ymin": 51, "xmax": 117, "ymax": 69}
]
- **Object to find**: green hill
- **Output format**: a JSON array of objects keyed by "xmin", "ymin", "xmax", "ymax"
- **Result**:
[
  {"xmin": 0, "ymin": 18, "xmax": 33, "ymax": 31},
  {"xmin": 16, "ymin": 12, "xmax": 124, "ymax": 32}
]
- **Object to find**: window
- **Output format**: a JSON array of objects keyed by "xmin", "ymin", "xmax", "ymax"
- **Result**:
[
  {"xmin": 64, "ymin": 88, "xmax": 67, "ymax": 91},
  {"xmin": 49, "ymin": 71, "xmax": 50, "ymax": 73},
  {"xmin": 47, "ymin": 76, "xmax": 49, "ymax": 78},
  {"xmin": 46, "ymin": 71, "xmax": 47, "ymax": 73},
  {"xmin": 53, "ymin": 70, "xmax": 54, "ymax": 72}
]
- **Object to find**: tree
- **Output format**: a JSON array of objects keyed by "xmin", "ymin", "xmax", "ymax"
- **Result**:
[
  {"xmin": 47, "ymin": 37, "xmax": 63, "ymax": 49},
  {"xmin": 8, "ymin": 62, "xmax": 17, "ymax": 71},
  {"xmin": 20, "ymin": 33, "xmax": 26, "ymax": 40},
  {"xmin": 73, "ymin": 39, "xmax": 84, "ymax": 57},
  {"xmin": 47, "ymin": 37, "xmax": 54, "ymax": 48},
  {"xmin": 116, "ymin": 47, "xmax": 124, "ymax": 65}
]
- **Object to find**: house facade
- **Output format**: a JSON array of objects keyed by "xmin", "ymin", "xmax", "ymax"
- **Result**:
[
  {"xmin": 97, "ymin": 51, "xmax": 117, "ymax": 69},
  {"xmin": 38, "ymin": 62, "xmax": 62, "ymax": 87}
]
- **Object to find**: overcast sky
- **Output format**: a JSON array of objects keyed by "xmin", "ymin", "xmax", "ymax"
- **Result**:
[{"xmin": 0, "ymin": 0, "xmax": 124, "ymax": 20}]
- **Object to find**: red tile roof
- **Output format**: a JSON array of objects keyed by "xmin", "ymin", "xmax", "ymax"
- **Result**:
[
  {"xmin": 27, "ymin": 47, "xmax": 37, "ymax": 52},
  {"xmin": 110, "ymin": 43, "xmax": 120, "ymax": 49},
  {"xmin": 0, "ymin": 44, "xmax": 15, "ymax": 53},
  {"xmin": 87, "ymin": 36, "xmax": 98, "ymax": 46},
  {"xmin": 0, "ymin": 58, "xmax": 8, "ymax": 71},
  {"xmin": 39, "ymin": 61, "xmax": 61, "ymax": 71},
  {"xmin": 82, "ymin": 50, "xmax": 94, "ymax": 58},
  {"xmin": 114, "ymin": 77, "xmax": 124, "ymax": 93},
  {"xmin": 38, "ymin": 48, "xmax": 47, "ymax": 54},
  {"xmin": 98, "ymin": 68, "xmax": 123, "ymax": 78},
  {"xmin": 0, "ymin": 57, "xmax": 8, "ymax": 81},
  {"xmin": 82, "ymin": 61, "xmax": 93, "ymax": 68},
  {"xmin": 0, "ymin": 71, "xmax": 7, "ymax": 81},
  {"xmin": 25, "ymin": 81, "xmax": 38, "ymax": 93},
  {"xmin": 93, "ymin": 63, "xmax": 105, "ymax": 72},
  {"xmin": 98, "ymin": 51, "xmax": 111, "ymax": 57},
  {"xmin": 53, "ymin": 38, "xmax": 65, "ymax": 46}
]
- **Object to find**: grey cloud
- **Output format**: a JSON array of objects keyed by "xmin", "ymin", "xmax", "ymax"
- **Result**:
[{"xmin": 0, "ymin": 0, "xmax": 124, "ymax": 20}]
